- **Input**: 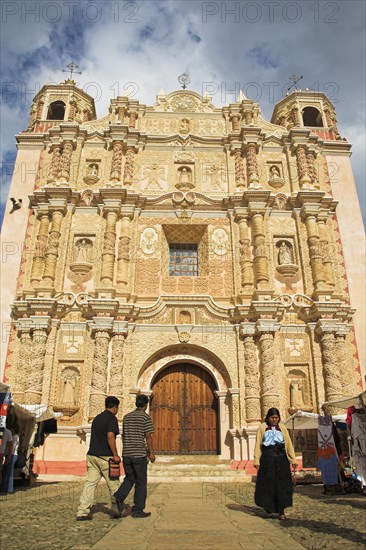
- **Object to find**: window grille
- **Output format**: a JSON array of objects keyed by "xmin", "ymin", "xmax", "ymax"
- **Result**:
[{"xmin": 169, "ymin": 243, "xmax": 198, "ymax": 276}]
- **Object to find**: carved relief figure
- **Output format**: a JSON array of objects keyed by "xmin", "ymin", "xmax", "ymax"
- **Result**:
[
  {"xmin": 278, "ymin": 241, "xmax": 293, "ymax": 265},
  {"xmin": 205, "ymin": 164, "xmax": 225, "ymax": 191},
  {"xmin": 290, "ymin": 380, "xmax": 305, "ymax": 408},
  {"xmin": 60, "ymin": 367, "xmax": 80, "ymax": 406},
  {"xmin": 140, "ymin": 227, "xmax": 158, "ymax": 255},
  {"xmin": 179, "ymin": 310, "xmax": 192, "ymax": 324},
  {"xmin": 211, "ymin": 228, "xmax": 228, "ymax": 256},
  {"xmin": 74, "ymin": 238, "xmax": 93, "ymax": 263},
  {"xmin": 179, "ymin": 118, "xmax": 190, "ymax": 134},
  {"xmin": 269, "ymin": 165, "xmax": 280, "ymax": 180},
  {"xmin": 88, "ymin": 163, "xmax": 99, "ymax": 176},
  {"xmin": 176, "ymin": 166, "xmax": 194, "ymax": 190},
  {"xmin": 143, "ymin": 163, "xmax": 166, "ymax": 190}
]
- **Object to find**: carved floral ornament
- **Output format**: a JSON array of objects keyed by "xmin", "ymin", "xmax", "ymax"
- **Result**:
[
  {"xmin": 273, "ymin": 293, "xmax": 313, "ymax": 308},
  {"xmin": 140, "ymin": 227, "xmax": 158, "ymax": 255},
  {"xmin": 211, "ymin": 228, "xmax": 228, "ymax": 256}
]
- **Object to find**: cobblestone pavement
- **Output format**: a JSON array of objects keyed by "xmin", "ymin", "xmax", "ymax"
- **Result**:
[{"xmin": 0, "ymin": 480, "xmax": 365, "ymax": 549}]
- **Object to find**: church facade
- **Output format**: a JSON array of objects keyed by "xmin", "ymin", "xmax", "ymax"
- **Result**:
[{"xmin": 1, "ymin": 80, "xmax": 365, "ymax": 472}]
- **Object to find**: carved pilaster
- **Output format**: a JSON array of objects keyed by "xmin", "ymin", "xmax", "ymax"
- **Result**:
[
  {"xmin": 231, "ymin": 114, "xmax": 240, "ymax": 131},
  {"xmin": 295, "ymin": 146, "xmax": 312, "ymax": 187},
  {"xmin": 101, "ymin": 210, "xmax": 118, "ymax": 285},
  {"xmin": 334, "ymin": 332, "xmax": 347, "ymax": 391},
  {"xmin": 12, "ymin": 327, "xmax": 32, "ymax": 402},
  {"xmin": 110, "ymin": 141, "xmax": 123, "ymax": 183},
  {"xmin": 245, "ymin": 144, "xmax": 259, "ymax": 186},
  {"xmin": 129, "ymin": 112, "xmax": 137, "ymax": 128},
  {"xmin": 31, "ymin": 212, "xmax": 50, "ymax": 286},
  {"xmin": 244, "ymin": 111, "xmax": 252, "ymax": 125},
  {"xmin": 123, "ymin": 147, "xmax": 135, "ymax": 185},
  {"xmin": 306, "ymin": 150, "xmax": 319, "ymax": 188},
  {"xmin": 117, "ymin": 107, "xmax": 126, "ymax": 122},
  {"xmin": 257, "ymin": 322, "xmax": 280, "ymax": 415},
  {"xmin": 25, "ymin": 322, "xmax": 50, "ymax": 404},
  {"xmin": 234, "ymin": 150, "xmax": 246, "ymax": 188},
  {"xmin": 59, "ymin": 140, "xmax": 74, "ymax": 182},
  {"xmin": 317, "ymin": 216, "xmax": 335, "ymax": 288},
  {"xmin": 242, "ymin": 333, "xmax": 261, "ymax": 423},
  {"xmin": 109, "ymin": 332, "xmax": 126, "ymax": 417},
  {"xmin": 229, "ymin": 388, "xmax": 240, "ymax": 427},
  {"xmin": 250, "ymin": 212, "xmax": 269, "ymax": 286},
  {"xmin": 117, "ymin": 215, "xmax": 132, "ymax": 286},
  {"xmin": 43, "ymin": 210, "xmax": 64, "ymax": 287},
  {"xmin": 48, "ymin": 144, "xmax": 62, "ymax": 182},
  {"xmin": 316, "ymin": 323, "xmax": 343, "ymax": 402},
  {"xmin": 237, "ymin": 216, "xmax": 254, "ymax": 292},
  {"xmin": 90, "ymin": 329, "xmax": 111, "ymax": 418},
  {"xmin": 302, "ymin": 207, "xmax": 325, "ymax": 292}
]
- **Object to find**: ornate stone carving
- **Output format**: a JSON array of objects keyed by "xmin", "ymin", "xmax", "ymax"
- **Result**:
[
  {"xmin": 101, "ymin": 211, "xmax": 117, "ymax": 285},
  {"xmin": 317, "ymin": 217, "xmax": 335, "ymax": 288},
  {"xmin": 109, "ymin": 334, "xmax": 125, "ymax": 411},
  {"xmin": 117, "ymin": 215, "xmax": 132, "ymax": 287},
  {"xmin": 176, "ymin": 166, "xmax": 194, "ymax": 191},
  {"xmin": 295, "ymin": 146, "xmax": 311, "ymax": 187},
  {"xmin": 142, "ymin": 163, "xmax": 167, "ymax": 191},
  {"xmin": 48, "ymin": 145, "xmax": 62, "ymax": 182},
  {"xmin": 318, "ymin": 330, "xmax": 342, "ymax": 402},
  {"xmin": 306, "ymin": 151, "xmax": 319, "ymax": 188},
  {"xmin": 245, "ymin": 145, "xmax": 259, "ymax": 186},
  {"xmin": 211, "ymin": 228, "xmax": 228, "ymax": 256},
  {"xmin": 243, "ymin": 335, "xmax": 261, "ymax": 423},
  {"xmin": 140, "ymin": 227, "xmax": 158, "ymax": 255},
  {"xmin": 251, "ymin": 213, "xmax": 269, "ymax": 285},
  {"xmin": 123, "ymin": 147, "xmax": 135, "ymax": 185},
  {"xmin": 303, "ymin": 210, "xmax": 325, "ymax": 291},
  {"xmin": 205, "ymin": 164, "xmax": 226, "ymax": 191},
  {"xmin": 59, "ymin": 141, "xmax": 74, "ymax": 182},
  {"xmin": 90, "ymin": 330, "xmax": 110, "ymax": 418},
  {"xmin": 12, "ymin": 330, "xmax": 32, "ymax": 401},
  {"xmin": 258, "ymin": 331, "xmax": 279, "ymax": 415},
  {"xmin": 43, "ymin": 210, "xmax": 64, "ymax": 287},
  {"xmin": 31, "ymin": 213, "xmax": 49, "ymax": 286},
  {"xmin": 25, "ymin": 328, "xmax": 48, "ymax": 404},
  {"xmin": 110, "ymin": 141, "xmax": 123, "ymax": 182},
  {"xmin": 234, "ymin": 151, "xmax": 246, "ymax": 188}
]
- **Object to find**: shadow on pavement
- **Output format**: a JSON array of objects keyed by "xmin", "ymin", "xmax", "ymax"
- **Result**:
[{"xmin": 280, "ymin": 517, "xmax": 365, "ymax": 546}]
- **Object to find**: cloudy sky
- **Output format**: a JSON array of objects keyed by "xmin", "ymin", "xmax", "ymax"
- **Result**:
[{"xmin": 1, "ymin": 0, "xmax": 365, "ymax": 226}]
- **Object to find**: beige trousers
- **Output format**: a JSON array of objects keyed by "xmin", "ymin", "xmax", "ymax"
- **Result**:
[{"xmin": 77, "ymin": 455, "xmax": 120, "ymax": 517}]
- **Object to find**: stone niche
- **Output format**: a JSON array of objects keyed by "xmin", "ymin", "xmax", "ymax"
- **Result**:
[
  {"xmin": 274, "ymin": 237, "xmax": 299, "ymax": 279},
  {"xmin": 267, "ymin": 161, "xmax": 286, "ymax": 189},
  {"xmin": 54, "ymin": 364, "xmax": 81, "ymax": 418},
  {"xmin": 67, "ymin": 235, "xmax": 96, "ymax": 292},
  {"xmin": 285, "ymin": 366, "xmax": 313, "ymax": 414}
]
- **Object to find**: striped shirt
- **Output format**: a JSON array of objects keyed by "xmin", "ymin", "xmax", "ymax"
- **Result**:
[{"xmin": 122, "ymin": 409, "xmax": 154, "ymax": 457}]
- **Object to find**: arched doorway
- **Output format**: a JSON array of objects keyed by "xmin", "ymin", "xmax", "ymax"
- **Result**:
[{"xmin": 150, "ymin": 363, "xmax": 219, "ymax": 454}]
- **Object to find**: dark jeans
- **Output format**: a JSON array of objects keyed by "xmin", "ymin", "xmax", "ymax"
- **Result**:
[{"xmin": 114, "ymin": 456, "xmax": 148, "ymax": 512}]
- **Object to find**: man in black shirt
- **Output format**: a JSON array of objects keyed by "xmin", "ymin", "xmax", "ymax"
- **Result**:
[
  {"xmin": 114, "ymin": 394, "xmax": 155, "ymax": 518},
  {"xmin": 76, "ymin": 396, "xmax": 123, "ymax": 520}
]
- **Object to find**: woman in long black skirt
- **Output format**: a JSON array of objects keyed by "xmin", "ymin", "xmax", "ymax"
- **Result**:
[{"xmin": 254, "ymin": 408, "xmax": 297, "ymax": 520}]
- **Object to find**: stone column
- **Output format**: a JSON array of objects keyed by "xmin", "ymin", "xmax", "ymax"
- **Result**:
[
  {"xmin": 37, "ymin": 100, "xmax": 44, "ymax": 119},
  {"xmin": 229, "ymin": 388, "xmax": 240, "ymax": 427},
  {"xmin": 234, "ymin": 150, "xmax": 246, "ymax": 188},
  {"xmin": 251, "ymin": 211, "xmax": 269, "ymax": 286},
  {"xmin": 231, "ymin": 114, "xmax": 240, "ymax": 131},
  {"xmin": 68, "ymin": 100, "xmax": 77, "ymax": 122},
  {"xmin": 42, "ymin": 209, "xmax": 64, "ymax": 287},
  {"xmin": 59, "ymin": 140, "xmax": 74, "ymax": 182},
  {"xmin": 123, "ymin": 147, "xmax": 135, "ymax": 185},
  {"xmin": 109, "ymin": 331, "xmax": 126, "ymax": 418},
  {"xmin": 242, "ymin": 333, "xmax": 261, "ymax": 423},
  {"xmin": 295, "ymin": 146, "xmax": 312, "ymax": 188},
  {"xmin": 244, "ymin": 111, "xmax": 252, "ymax": 125},
  {"xmin": 245, "ymin": 144, "xmax": 259, "ymax": 186},
  {"xmin": 89, "ymin": 328, "xmax": 111, "ymax": 418},
  {"xmin": 237, "ymin": 216, "xmax": 254, "ymax": 292},
  {"xmin": 110, "ymin": 141, "xmax": 123, "ymax": 183},
  {"xmin": 291, "ymin": 106, "xmax": 301, "ymax": 126},
  {"xmin": 48, "ymin": 144, "xmax": 62, "ymax": 182},
  {"xmin": 117, "ymin": 107, "xmax": 126, "ymax": 122},
  {"xmin": 100, "ymin": 210, "xmax": 118, "ymax": 285},
  {"xmin": 302, "ymin": 207, "xmax": 325, "ymax": 291},
  {"xmin": 214, "ymin": 390, "xmax": 229, "ymax": 458},
  {"xmin": 12, "ymin": 322, "xmax": 33, "ymax": 402},
  {"xmin": 31, "ymin": 211, "xmax": 50, "ymax": 287},
  {"xmin": 316, "ymin": 323, "xmax": 343, "ymax": 402},
  {"xmin": 129, "ymin": 112, "xmax": 137, "ymax": 128},
  {"xmin": 25, "ymin": 318, "xmax": 50, "ymax": 404},
  {"xmin": 117, "ymin": 215, "xmax": 132, "ymax": 286},
  {"xmin": 257, "ymin": 322, "xmax": 280, "ymax": 416},
  {"xmin": 317, "ymin": 215, "xmax": 335, "ymax": 288},
  {"xmin": 306, "ymin": 149, "xmax": 319, "ymax": 189}
]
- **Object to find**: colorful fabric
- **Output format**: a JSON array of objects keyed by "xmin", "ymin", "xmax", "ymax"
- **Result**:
[
  {"xmin": 317, "ymin": 415, "xmax": 339, "ymax": 485},
  {"xmin": 0, "ymin": 389, "xmax": 11, "ymax": 449},
  {"xmin": 351, "ymin": 413, "xmax": 366, "ymax": 487},
  {"xmin": 262, "ymin": 427, "xmax": 285, "ymax": 447}
]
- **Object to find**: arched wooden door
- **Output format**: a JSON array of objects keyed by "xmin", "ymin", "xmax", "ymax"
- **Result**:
[{"xmin": 150, "ymin": 363, "xmax": 219, "ymax": 454}]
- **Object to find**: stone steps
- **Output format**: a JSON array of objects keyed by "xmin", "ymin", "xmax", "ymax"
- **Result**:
[{"xmin": 147, "ymin": 456, "xmax": 251, "ymax": 482}]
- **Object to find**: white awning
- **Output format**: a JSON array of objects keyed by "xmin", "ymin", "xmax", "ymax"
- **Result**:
[
  {"xmin": 284, "ymin": 410, "xmax": 346, "ymax": 430},
  {"xmin": 322, "ymin": 391, "xmax": 366, "ymax": 410},
  {"xmin": 12, "ymin": 404, "xmax": 63, "ymax": 422}
]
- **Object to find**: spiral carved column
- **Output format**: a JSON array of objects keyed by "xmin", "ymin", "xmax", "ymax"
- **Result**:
[
  {"xmin": 101, "ymin": 210, "xmax": 118, "ymax": 285},
  {"xmin": 237, "ymin": 217, "xmax": 253, "ymax": 291},
  {"xmin": 317, "ymin": 217, "xmax": 335, "ymax": 288},
  {"xmin": 25, "ymin": 327, "xmax": 49, "ymax": 404},
  {"xmin": 48, "ymin": 144, "xmax": 62, "ymax": 182},
  {"xmin": 317, "ymin": 329, "xmax": 342, "ymax": 402},
  {"xmin": 243, "ymin": 335, "xmax": 261, "ymax": 423},
  {"xmin": 123, "ymin": 147, "xmax": 135, "ymax": 185},
  {"xmin": 110, "ymin": 141, "xmax": 123, "ymax": 183},
  {"xmin": 12, "ymin": 329, "xmax": 32, "ymax": 402},
  {"xmin": 251, "ymin": 212, "xmax": 269, "ymax": 286},
  {"xmin": 89, "ymin": 330, "xmax": 110, "ymax": 418},
  {"xmin": 42, "ymin": 210, "xmax": 64, "ymax": 287},
  {"xmin": 129, "ymin": 112, "xmax": 137, "ymax": 128},
  {"xmin": 231, "ymin": 114, "xmax": 240, "ymax": 131},
  {"xmin": 303, "ymin": 210, "xmax": 325, "ymax": 291},
  {"xmin": 306, "ymin": 150, "xmax": 319, "ymax": 188},
  {"xmin": 258, "ymin": 331, "xmax": 279, "ymax": 416},
  {"xmin": 117, "ymin": 216, "xmax": 131, "ymax": 286},
  {"xmin": 245, "ymin": 144, "xmax": 259, "ymax": 186},
  {"xmin": 109, "ymin": 334, "xmax": 125, "ymax": 412},
  {"xmin": 59, "ymin": 140, "xmax": 74, "ymax": 182},
  {"xmin": 295, "ymin": 146, "xmax": 312, "ymax": 187},
  {"xmin": 234, "ymin": 150, "xmax": 246, "ymax": 188},
  {"xmin": 31, "ymin": 212, "xmax": 50, "ymax": 286}
]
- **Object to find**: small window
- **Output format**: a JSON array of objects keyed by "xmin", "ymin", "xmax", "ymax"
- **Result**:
[
  {"xmin": 302, "ymin": 107, "xmax": 323, "ymax": 127},
  {"xmin": 169, "ymin": 243, "xmax": 198, "ymax": 276},
  {"xmin": 47, "ymin": 101, "xmax": 66, "ymax": 120}
]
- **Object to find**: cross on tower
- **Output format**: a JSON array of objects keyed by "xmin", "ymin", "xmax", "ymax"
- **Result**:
[{"xmin": 62, "ymin": 61, "xmax": 82, "ymax": 80}]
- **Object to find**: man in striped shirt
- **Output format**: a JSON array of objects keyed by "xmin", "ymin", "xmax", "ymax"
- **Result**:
[{"xmin": 114, "ymin": 394, "xmax": 155, "ymax": 518}]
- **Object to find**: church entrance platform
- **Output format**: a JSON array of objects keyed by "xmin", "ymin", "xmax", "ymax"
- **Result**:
[{"xmin": 92, "ymin": 483, "xmax": 304, "ymax": 550}]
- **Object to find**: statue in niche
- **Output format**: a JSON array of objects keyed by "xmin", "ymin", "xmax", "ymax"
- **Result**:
[
  {"xmin": 179, "ymin": 118, "xmax": 190, "ymax": 134},
  {"xmin": 269, "ymin": 165, "xmax": 280, "ymax": 180},
  {"xmin": 61, "ymin": 368, "xmax": 79, "ymax": 406},
  {"xmin": 143, "ymin": 163, "xmax": 165, "ymax": 190},
  {"xmin": 176, "ymin": 166, "xmax": 194, "ymax": 190},
  {"xmin": 290, "ymin": 379, "xmax": 305, "ymax": 409},
  {"xmin": 278, "ymin": 241, "xmax": 293, "ymax": 265},
  {"xmin": 74, "ymin": 238, "xmax": 93, "ymax": 263},
  {"xmin": 88, "ymin": 163, "xmax": 99, "ymax": 176}
]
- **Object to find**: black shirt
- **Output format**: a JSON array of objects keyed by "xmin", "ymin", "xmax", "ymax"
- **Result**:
[{"xmin": 88, "ymin": 410, "xmax": 119, "ymax": 457}]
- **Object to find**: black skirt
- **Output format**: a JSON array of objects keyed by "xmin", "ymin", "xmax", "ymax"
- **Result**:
[{"xmin": 254, "ymin": 443, "xmax": 293, "ymax": 513}]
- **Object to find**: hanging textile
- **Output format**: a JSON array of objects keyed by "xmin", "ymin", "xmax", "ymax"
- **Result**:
[
  {"xmin": 317, "ymin": 414, "xmax": 339, "ymax": 485},
  {"xmin": 0, "ymin": 387, "xmax": 11, "ymax": 450},
  {"xmin": 351, "ymin": 412, "xmax": 366, "ymax": 487}
]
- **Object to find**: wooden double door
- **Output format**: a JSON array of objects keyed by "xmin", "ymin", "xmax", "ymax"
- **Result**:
[{"xmin": 150, "ymin": 363, "xmax": 219, "ymax": 454}]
